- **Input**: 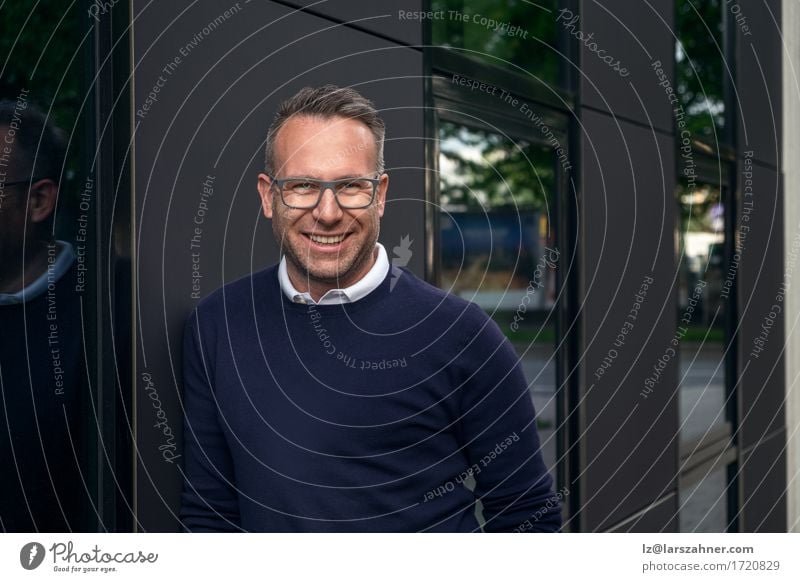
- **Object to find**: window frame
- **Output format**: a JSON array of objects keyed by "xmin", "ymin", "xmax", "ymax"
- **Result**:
[
  {"xmin": 674, "ymin": 147, "xmax": 739, "ymax": 532},
  {"xmin": 426, "ymin": 38, "xmax": 577, "ymax": 528}
]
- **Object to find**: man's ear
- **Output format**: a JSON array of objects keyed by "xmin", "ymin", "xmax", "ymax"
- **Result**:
[
  {"xmin": 257, "ymin": 173, "xmax": 275, "ymax": 218},
  {"xmin": 375, "ymin": 173, "xmax": 388, "ymax": 218},
  {"xmin": 27, "ymin": 179, "xmax": 58, "ymax": 224}
]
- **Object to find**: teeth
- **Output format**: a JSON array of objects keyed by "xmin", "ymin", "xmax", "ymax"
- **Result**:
[{"xmin": 309, "ymin": 233, "xmax": 346, "ymax": 245}]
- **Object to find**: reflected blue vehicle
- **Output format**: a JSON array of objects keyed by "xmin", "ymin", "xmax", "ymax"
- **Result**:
[{"xmin": 440, "ymin": 210, "xmax": 555, "ymax": 311}]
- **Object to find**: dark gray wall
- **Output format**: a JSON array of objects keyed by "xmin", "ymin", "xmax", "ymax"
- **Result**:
[
  {"xmin": 577, "ymin": 0, "xmax": 785, "ymax": 532},
  {"xmin": 735, "ymin": 0, "xmax": 782, "ymax": 168},
  {"xmin": 128, "ymin": 0, "xmax": 785, "ymax": 532},
  {"xmin": 607, "ymin": 494, "xmax": 678, "ymax": 532},
  {"xmin": 576, "ymin": 0, "xmax": 679, "ymax": 532},
  {"xmin": 132, "ymin": 0, "xmax": 423, "ymax": 530},
  {"xmin": 734, "ymin": 0, "xmax": 785, "ymax": 533},
  {"xmin": 579, "ymin": 0, "xmax": 675, "ymax": 133},
  {"xmin": 741, "ymin": 429, "xmax": 786, "ymax": 532},
  {"xmin": 280, "ymin": 0, "xmax": 423, "ymax": 45},
  {"xmin": 579, "ymin": 109, "xmax": 678, "ymax": 531},
  {"xmin": 737, "ymin": 163, "xmax": 784, "ymax": 447}
]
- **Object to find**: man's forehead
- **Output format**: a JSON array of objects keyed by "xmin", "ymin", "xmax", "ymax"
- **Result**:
[
  {"xmin": 278, "ymin": 114, "xmax": 372, "ymax": 143},
  {"xmin": 274, "ymin": 115, "xmax": 376, "ymax": 174}
]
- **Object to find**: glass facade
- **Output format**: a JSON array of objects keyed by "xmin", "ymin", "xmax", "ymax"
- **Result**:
[
  {"xmin": 675, "ymin": 0, "xmax": 728, "ymax": 141},
  {"xmin": 437, "ymin": 119, "xmax": 560, "ymax": 475},
  {"xmin": 0, "ymin": 3, "xmax": 97, "ymax": 531},
  {"xmin": 431, "ymin": 0, "xmax": 561, "ymax": 88},
  {"xmin": 0, "ymin": 0, "xmax": 786, "ymax": 533},
  {"xmin": 674, "ymin": 0, "xmax": 739, "ymax": 532},
  {"xmin": 676, "ymin": 179, "xmax": 730, "ymax": 446},
  {"xmin": 679, "ymin": 464, "xmax": 734, "ymax": 532}
]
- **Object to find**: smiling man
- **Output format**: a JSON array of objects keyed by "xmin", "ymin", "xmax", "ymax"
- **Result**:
[
  {"xmin": 0, "ymin": 97, "xmax": 87, "ymax": 531},
  {"xmin": 261, "ymin": 108, "xmax": 387, "ymax": 303},
  {"xmin": 180, "ymin": 85, "xmax": 561, "ymax": 532}
]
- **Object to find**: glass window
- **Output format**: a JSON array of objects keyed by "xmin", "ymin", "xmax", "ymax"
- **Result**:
[
  {"xmin": 675, "ymin": 0, "xmax": 727, "ymax": 140},
  {"xmin": 676, "ymin": 178, "xmax": 731, "ymax": 446},
  {"xmin": 679, "ymin": 464, "xmax": 734, "ymax": 532},
  {"xmin": 0, "ymin": 4, "xmax": 94, "ymax": 531},
  {"xmin": 438, "ymin": 119, "xmax": 559, "ymax": 474},
  {"xmin": 431, "ymin": 0, "xmax": 561, "ymax": 88}
]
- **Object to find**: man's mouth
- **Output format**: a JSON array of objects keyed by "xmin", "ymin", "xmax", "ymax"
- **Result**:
[{"xmin": 305, "ymin": 232, "xmax": 349, "ymax": 245}]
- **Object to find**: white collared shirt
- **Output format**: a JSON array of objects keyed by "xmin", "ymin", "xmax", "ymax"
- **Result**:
[
  {"xmin": 278, "ymin": 242, "xmax": 390, "ymax": 305},
  {"xmin": 0, "ymin": 241, "xmax": 75, "ymax": 306}
]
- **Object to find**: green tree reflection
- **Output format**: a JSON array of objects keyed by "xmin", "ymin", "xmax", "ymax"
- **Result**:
[
  {"xmin": 675, "ymin": 0, "xmax": 726, "ymax": 139},
  {"xmin": 439, "ymin": 120, "xmax": 554, "ymax": 211},
  {"xmin": 0, "ymin": 3, "xmax": 84, "ymax": 131},
  {"xmin": 432, "ymin": 0, "xmax": 559, "ymax": 84}
]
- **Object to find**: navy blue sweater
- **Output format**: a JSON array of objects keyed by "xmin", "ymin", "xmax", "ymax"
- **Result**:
[
  {"xmin": 0, "ymin": 260, "xmax": 86, "ymax": 531},
  {"xmin": 180, "ymin": 264, "xmax": 560, "ymax": 532}
]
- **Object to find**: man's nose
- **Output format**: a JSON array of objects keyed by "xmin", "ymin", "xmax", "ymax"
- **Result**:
[{"xmin": 312, "ymin": 186, "xmax": 343, "ymax": 222}]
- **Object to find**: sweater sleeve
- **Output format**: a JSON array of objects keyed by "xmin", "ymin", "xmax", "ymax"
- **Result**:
[
  {"xmin": 179, "ymin": 309, "xmax": 241, "ymax": 532},
  {"xmin": 456, "ymin": 304, "xmax": 562, "ymax": 532}
]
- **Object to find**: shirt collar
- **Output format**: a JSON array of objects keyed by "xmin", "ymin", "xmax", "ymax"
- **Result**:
[
  {"xmin": 0, "ymin": 240, "xmax": 75, "ymax": 306},
  {"xmin": 278, "ymin": 242, "xmax": 389, "ymax": 305}
]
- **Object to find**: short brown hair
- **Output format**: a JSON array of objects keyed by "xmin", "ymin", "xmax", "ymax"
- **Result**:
[
  {"xmin": 264, "ymin": 85, "xmax": 385, "ymax": 176},
  {"xmin": 0, "ymin": 97, "xmax": 67, "ymax": 185}
]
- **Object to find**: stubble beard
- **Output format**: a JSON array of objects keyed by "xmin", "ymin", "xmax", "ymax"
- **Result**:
[{"xmin": 274, "ymin": 209, "xmax": 380, "ymax": 288}]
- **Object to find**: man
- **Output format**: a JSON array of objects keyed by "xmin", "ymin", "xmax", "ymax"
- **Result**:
[
  {"xmin": 0, "ymin": 97, "xmax": 86, "ymax": 531},
  {"xmin": 180, "ymin": 85, "xmax": 560, "ymax": 532}
]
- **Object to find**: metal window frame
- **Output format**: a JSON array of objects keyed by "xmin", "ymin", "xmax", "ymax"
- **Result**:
[{"xmin": 425, "ymin": 29, "xmax": 578, "ymax": 529}]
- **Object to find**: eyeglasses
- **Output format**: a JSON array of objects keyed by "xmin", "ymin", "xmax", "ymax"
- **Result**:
[{"xmin": 268, "ymin": 174, "xmax": 380, "ymax": 209}]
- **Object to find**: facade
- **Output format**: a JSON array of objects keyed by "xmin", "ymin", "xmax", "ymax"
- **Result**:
[{"xmin": 0, "ymin": 0, "xmax": 794, "ymax": 532}]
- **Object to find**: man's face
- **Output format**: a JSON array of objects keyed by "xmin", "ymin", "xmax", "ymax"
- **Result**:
[
  {"xmin": 257, "ymin": 115, "xmax": 388, "ymax": 289},
  {"xmin": 0, "ymin": 124, "xmax": 58, "ymax": 275}
]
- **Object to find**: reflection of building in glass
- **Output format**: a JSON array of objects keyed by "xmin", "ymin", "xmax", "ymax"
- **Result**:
[
  {"xmin": 678, "ymin": 182, "xmax": 725, "ymax": 328},
  {"xmin": 437, "ymin": 113, "xmax": 562, "ymax": 489},
  {"xmin": 438, "ymin": 120, "xmax": 557, "ymax": 312}
]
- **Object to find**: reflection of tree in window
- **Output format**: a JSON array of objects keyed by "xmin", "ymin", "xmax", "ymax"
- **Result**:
[
  {"xmin": 675, "ymin": 0, "xmax": 726, "ymax": 138},
  {"xmin": 0, "ymin": 3, "xmax": 86, "ymax": 227},
  {"xmin": 677, "ymin": 180, "xmax": 725, "ymax": 333},
  {"xmin": 678, "ymin": 181, "xmax": 722, "ymax": 234},
  {"xmin": 0, "ymin": 4, "xmax": 90, "ymax": 531},
  {"xmin": 438, "ymin": 120, "xmax": 556, "ymax": 309},
  {"xmin": 432, "ymin": 0, "xmax": 559, "ymax": 85},
  {"xmin": 439, "ymin": 121, "xmax": 553, "ymax": 212},
  {"xmin": 676, "ymin": 181, "xmax": 730, "ymax": 456},
  {"xmin": 438, "ymin": 120, "xmax": 560, "ymax": 477},
  {"xmin": 0, "ymin": 4, "xmax": 82, "ymax": 134}
]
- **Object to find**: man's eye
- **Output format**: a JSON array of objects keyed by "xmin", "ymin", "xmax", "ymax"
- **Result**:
[
  {"xmin": 290, "ymin": 182, "xmax": 317, "ymax": 193},
  {"xmin": 341, "ymin": 181, "xmax": 367, "ymax": 192}
]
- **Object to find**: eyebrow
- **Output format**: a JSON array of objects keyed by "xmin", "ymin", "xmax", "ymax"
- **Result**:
[{"xmin": 280, "ymin": 174, "xmax": 372, "ymax": 180}]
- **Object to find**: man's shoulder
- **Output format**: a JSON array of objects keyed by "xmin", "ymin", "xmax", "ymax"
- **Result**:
[
  {"xmin": 389, "ymin": 267, "xmax": 490, "ymax": 327},
  {"xmin": 388, "ymin": 269, "xmax": 510, "ymax": 363},
  {"xmin": 193, "ymin": 263, "xmax": 279, "ymax": 316}
]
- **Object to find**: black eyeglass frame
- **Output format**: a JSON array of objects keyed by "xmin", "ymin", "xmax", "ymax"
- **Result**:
[{"xmin": 267, "ymin": 174, "xmax": 382, "ymax": 210}]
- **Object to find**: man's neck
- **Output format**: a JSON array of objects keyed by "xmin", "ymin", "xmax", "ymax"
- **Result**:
[
  {"xmin": 286, "ymin": 246, "xmax": 378, "ymax": 302},
  {"xmin": 0, "ymin": 240, "xmax": 53, "ymax": 294}
]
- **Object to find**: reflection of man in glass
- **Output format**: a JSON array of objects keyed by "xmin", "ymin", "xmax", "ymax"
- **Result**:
[
  {"xmin": 0, "ymin": 98, "xmax": 85, "ymax": 531},
  {"xmin": 180, "ymin": 85, "xmax": 560, "ymax": 532}
]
